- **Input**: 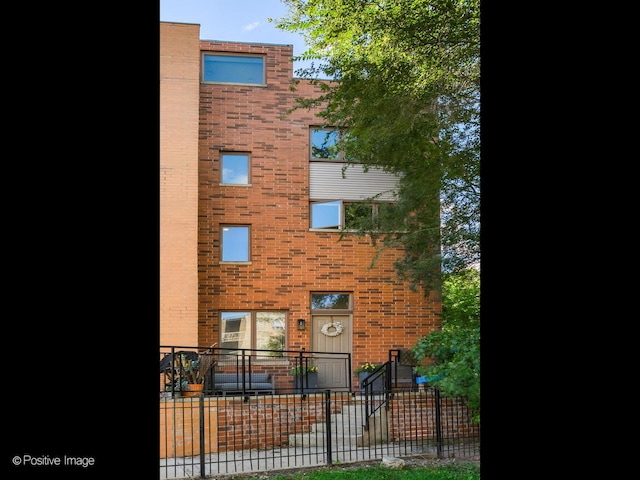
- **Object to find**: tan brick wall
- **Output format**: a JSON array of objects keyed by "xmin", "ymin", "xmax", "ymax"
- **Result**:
[
  {"xmin": 160, "ymin": 398, "xmax": 218, "ymax": 458},
  {"xmin": 160, "ymin": 23, "xmax": 201, "ymax": 347},
  {"xmin": 196, "ymin": 41, "xmax": 442, "ymax": 374}
]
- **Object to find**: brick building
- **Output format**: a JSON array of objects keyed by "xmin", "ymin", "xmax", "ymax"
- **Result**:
[{"xmin": 160, "ymin": 22, "xmax": 441, "ymax": 391}]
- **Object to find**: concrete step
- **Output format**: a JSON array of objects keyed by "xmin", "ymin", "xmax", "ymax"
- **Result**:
[
  {"xmin": 288, "ymin": 403, "xmax": 387, "ymax": 447},
  {"xmin": 315, "ymin": 411, "xmax": 364, "ymax": 432},
  {"xmin": 288, "ymin": 431, "xmax": 361, "ymax": 447}
]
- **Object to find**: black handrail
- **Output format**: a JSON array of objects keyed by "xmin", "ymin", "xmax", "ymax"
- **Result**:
[
  {"xmin": 361, "ymin": 361, "xmax": 390, "ymax": 430},
  {"xmin": 361, "ymin": 348, "xmax": 417, "ymax": 430}
]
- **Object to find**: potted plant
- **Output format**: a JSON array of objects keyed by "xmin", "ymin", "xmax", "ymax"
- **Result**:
[
  {"xmin": 175, "ymin": 353, "xmax": 216, "ymax": 396},
  {"xmin": 166, "ymin": 379, "xmax": 190, "ymax": 397},
  {"xmin": 354, "ymin": 362, "xmax": 384, "ymax": 393},
  {"xmin": 290, "ymin": 364, "xmax": 319, "ymax": 393}
]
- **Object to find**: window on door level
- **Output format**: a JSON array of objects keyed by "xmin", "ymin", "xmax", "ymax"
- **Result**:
[
  {"xmin": 219, "ymin": 311, "xmax": 287, "ymax": 353},
  {"xmin": 311, "ymin": 293, "xmax": 353, "ymax": 311}
]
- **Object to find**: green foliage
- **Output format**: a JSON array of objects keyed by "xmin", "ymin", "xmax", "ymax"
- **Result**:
[
  {"xmin": 273, "ymin": 0, "xmax": 480, "ymax": 295},
  {"xmin": 274, "ymin": 0, "xmax": 480, "ymax": 422},
  {"xmin": 267, "ymin": 333, "xmax": 286, "ymax": 356},
  {"xmin": 354, "ymin": 362, "xmax": 381, "ymax": 374},
  {"xmin": 412, "ymin": 269, "xmax": 480, "ymax": 423},
  {"xmin": 290, "ymin": 364, "xmax": 319, "ymax": 375}
]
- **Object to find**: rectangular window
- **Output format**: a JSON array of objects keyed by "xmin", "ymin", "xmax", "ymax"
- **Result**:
[
  {"xmin": 220, "ymin": 311, "xmax": 287, "ymax": 353},
  {"xmin": 310, "ymin": 201, "xmax": 390, "ymax": 230},
  {"xmin": 221, "ymin": 153, "xmax": 250, "ymax": 185},
  {"xmin": 221, "ymin": 225, "xmax": 250, "ymax": 262},
  {"xmin": 203, "ymin": 54, "xmax": 265, "ymax": 85},
  {"xmin": 311, "ymin": 293, "xmax": 352, "ymax": 311},
  {"xmin": 311, "ymin": 200, "xmax": 341, "ymax": 228},
  {"xmin": 255, "ymin": 312, "xmax": 286, "ymax": 352},
  {"xmin": 310, "ymin": 128, "xmax": 341, "ymax": 160},
  {"xmin": 220, "ymin": 312, "xmax": 251, "ymax": 349},
  {"xmin": 344, "ymin": 203, "xmax": 374, "ymax": 228}
]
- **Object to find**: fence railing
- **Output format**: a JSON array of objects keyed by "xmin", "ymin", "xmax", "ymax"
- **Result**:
[
  {"xmin": 159, "ymin": 388, "xmax": 480, "ymax": 479},
  {"xmin": 159, "ymin": 345, "xmax": 352, "ymax": 399},
  {"xmin": 159, "ymin": 346, "xmax": 479, "ymax": 479}
]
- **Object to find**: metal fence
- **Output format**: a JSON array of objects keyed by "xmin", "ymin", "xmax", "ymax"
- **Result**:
[
  {"xmin": 159, "ymin": 347, "xmax": 480, "ymax": 479},
  {"xmin": 160, "ymin": 345, "xmax": 353, "ymax": 398}
]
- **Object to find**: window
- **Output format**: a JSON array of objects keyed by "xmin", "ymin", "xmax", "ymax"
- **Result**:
[
  {"xmin": 310, "ymin": 201, "xmax": 390, "ymax": 230},
  {"xmin": 221, "ymin": 153, "xmax": 250, "ymax": 185},
  {"xmin": 311, "ymin": 293, "xmax": 352, "ymax": 311},
  {"xmin": 344, "ymin": 203, "xmax": 374, "ymax": 227},
  {"xmin": 311, "ymin": 200, "xmax": 341, "ymax": 228},
  {"xmin": 311, "ymin": 128, "xmax": 340, "ymax": 160},
  {"xmin": 221, "ymin": 225, "xmax": 250, "ymax": 262},
  {"xmin": 220, "ymin": 311, "xmax": 287, "ymax": 352},
  {"xmin": 203, "ymin": 54, "xmax": 265, "ymax": 85},
  {"xmin": 309, "ymin": 125, "xmax": 399, "ymax": 230}
]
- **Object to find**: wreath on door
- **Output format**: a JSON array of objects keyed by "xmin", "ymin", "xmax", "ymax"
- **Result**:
[{"xmin": 320, "ymin": 321, "xmax": 344, "ymax": 337}]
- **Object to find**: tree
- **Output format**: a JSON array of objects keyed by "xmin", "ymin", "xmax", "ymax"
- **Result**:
[
  {"xmin": 274, "ymin": 1, "xmax": 480, "ymax": 420},
  {"xmin": 412, "ymin": 268, "xmax": 480, "ymax": 423},
  {"xmin": 273, "ymin": 0, "xmax": 480, "ymax": 294}
]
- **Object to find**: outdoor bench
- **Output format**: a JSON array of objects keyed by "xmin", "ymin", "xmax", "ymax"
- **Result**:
[{"xmin": 209, "ymin": 372, "xmax": 275, "ymax": 395}]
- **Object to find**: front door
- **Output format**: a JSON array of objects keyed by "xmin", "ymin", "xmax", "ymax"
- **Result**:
[{"xmin": 311, "ymin": 314, "xmax": 351, "ymax": 391}]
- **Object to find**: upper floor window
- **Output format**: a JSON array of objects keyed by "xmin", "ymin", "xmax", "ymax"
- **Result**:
[
  {"xmin": 221, "ymin": 153, "xmax": 250, "ymax": 185},
  {"xmin": 310, "ymin": 128, "xmax": 341, "ymax": 160},
  {"xmin": 310, "ymin": 201, "xmax": 389, "ymax": 230},
  {"xmin": 203, "ymin": 54, "xmax": 265, "ymax": 85},
  {"xmin": 221, "ymin": 225, "xmax": 250, "ymax": 262},
  {"xmin": 311, "ymin": 200, "xmax": 341, "ymax": 229}
]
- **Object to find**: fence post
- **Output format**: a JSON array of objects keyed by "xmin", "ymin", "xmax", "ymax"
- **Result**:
[
  {"xmin": 434, "ymin": 388, "xmax": 443, "ymax": 459},
  {"xmin": 199, "ymin": 393, "xmax": 206, "ymax": 478},
  {"xmin": 324, "ymin": 390, "xmax": 332, "ymax": 466}
]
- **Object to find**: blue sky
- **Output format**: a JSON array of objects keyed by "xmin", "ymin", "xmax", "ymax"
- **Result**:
[{"xmin": 160, "ymin": 0, "xmax": 310, "ymax": 70}]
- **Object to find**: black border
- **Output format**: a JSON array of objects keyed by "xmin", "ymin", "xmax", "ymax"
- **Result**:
[{"xmin": 5, "ymin": 6, "xmax": 159, "ymax": 478}]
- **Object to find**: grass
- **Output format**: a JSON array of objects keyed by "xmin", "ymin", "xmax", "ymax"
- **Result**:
[{"xmin": 230, "ymin": 462, "xmax": 480, "ymax": 480}]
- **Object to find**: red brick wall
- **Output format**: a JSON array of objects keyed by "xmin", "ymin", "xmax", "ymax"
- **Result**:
[
  {"xmin": 196, "ymin": 41, "xmax": 441, "ymax": 377},
  {"xmin": 160, "ymin": 396, "xmax": 327, "ymax": 457},
  {"xmin": 160, "ymin": 394, "xmax": 478, "ymax": 458}
]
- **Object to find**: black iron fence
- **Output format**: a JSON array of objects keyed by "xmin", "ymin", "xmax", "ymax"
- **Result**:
[
  {"xmin": 159, "ymin": 346, "xmax": 480, "ymax": 479},
  {"xmin": 159, "ymin": 345, "xmax": 352, "ymax": 399}
]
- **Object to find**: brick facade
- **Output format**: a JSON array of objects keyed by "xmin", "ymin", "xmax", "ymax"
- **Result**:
[{"xmin": 160, "ymin": 22, "xmax": 441, "ymax": 383}]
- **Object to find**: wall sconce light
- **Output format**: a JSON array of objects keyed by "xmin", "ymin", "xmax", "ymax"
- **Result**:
[{"xmin": 297, "ymin": 319, "xmax": 306, "ymax": 330}]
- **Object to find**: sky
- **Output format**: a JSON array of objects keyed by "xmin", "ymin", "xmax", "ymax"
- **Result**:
[{"xmin": 160, "ymin": 0, "xmax": 311, "ymax": 71}]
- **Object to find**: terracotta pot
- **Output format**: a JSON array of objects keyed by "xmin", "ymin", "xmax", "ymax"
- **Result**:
[{"xmin": 184, "ymin": 383, "xmax": 204, "ymax": 397}]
